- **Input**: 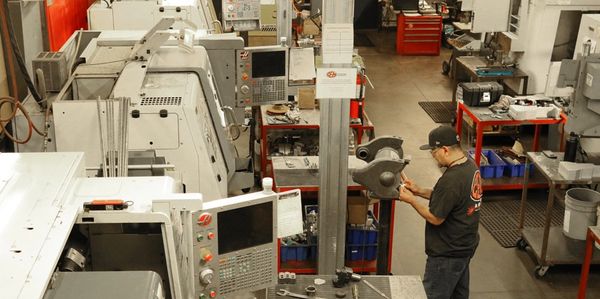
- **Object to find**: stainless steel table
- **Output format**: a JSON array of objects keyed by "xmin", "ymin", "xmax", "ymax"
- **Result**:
[
  {"xmin": 519, "ymin": 152, "xmax": 600, "ymax": 278},
  {"xmin": 267, "ymin": 275, "xmax": 426, "ymax": 299}
]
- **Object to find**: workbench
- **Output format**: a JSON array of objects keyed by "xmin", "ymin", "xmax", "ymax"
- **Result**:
[
  {"xmin": 271, "ymin": 156, "xmax": 396, "ymax": 274},
  {"xmin": 452, "ymin": 56, "xmax": 529, "ymax": 102},
  {"xmin": 267, "ymin": 275, "xmax": 426, "ymax": 299},
  {"xmin": 260, "ymin": 107, "xmax": 375, "ymax": 177},
  {"xmin": 518, "ymin": 153, "xmax": 600, "ymax": 278},
  {"xmin": 455, "ymin": 102, "xmax": 567, "ymax": 190},
  {"xmin": 271, "ymin": 156, "xmax": 367, "ymax": 192}
]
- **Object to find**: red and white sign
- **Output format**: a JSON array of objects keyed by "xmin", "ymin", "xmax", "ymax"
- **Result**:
[{"xmin": 316, "ymin": 68, "xmax": 358, "ymax": 99}]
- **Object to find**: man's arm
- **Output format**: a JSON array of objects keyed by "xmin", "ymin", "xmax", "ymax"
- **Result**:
[
  {"xmin": 413, "ymin": 188, "xmax": 433, "ymax": 200},
  {"xmin": 403, "ymin": 179, "xmax": 433, "ymax": 200},
  {"xmin": 399, "ymin": 187, "xmax": 444, "ymax": 225}
]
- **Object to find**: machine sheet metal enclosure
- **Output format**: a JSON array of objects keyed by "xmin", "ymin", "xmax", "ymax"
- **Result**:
[{"xmin": 0, "ymin": 152, "xmax": 279, "ymax": 299}]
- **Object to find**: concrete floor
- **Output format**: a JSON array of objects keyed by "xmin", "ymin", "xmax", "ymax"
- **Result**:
[{"xmin": 358, "ymin": 30, "xmax": 600, "ymax": 298}]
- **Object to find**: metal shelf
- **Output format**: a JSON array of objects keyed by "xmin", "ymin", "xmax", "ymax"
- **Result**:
[
  {"xmin": 482, "ymin": 170, "xmax": 548, "ymax": 190},
  {"xmin": 280, "ymin": 260, "xmax": 377, "ymax": 274},
  {"xmin": 522, "ymin": 227, "xmax": 600, "ymax": 266}
]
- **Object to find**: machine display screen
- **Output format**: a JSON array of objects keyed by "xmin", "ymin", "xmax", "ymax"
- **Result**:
[
  {"xmin": 217, "ymin": 202, "xmax": 273, "ymax": 254},
  {"xmin": 392, "ymin": 0, "xmax": 419, "ymax": 10},
  {"xmin": 252, "ymin": 51, "xmax": 286, "ymax": 78}
]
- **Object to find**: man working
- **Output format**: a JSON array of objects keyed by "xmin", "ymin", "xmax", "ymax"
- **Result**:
[{"xmin": 398, "ymin": 126, "xmax": 482, "ymax": 299}]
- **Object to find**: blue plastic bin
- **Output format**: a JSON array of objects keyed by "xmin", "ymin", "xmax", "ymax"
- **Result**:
[
  {"xmin": 346, "ymin": 224, "xmax": 378, "ymax": 262},
  {"xmin": 280, "ymin": 243, "xmax": 316, "ymax": 263},
  {"xmin": 345, "ymin": 245, "xmax": 378, "ymax": 261},
  {"xmin": 503, "ymin": 160, "xmax": 534, "ymax": 177},
  {"xmin": 280, "ymin": 247, "xmax": 289, "ymax": 263},
  {"xmin": 347, "ymin": 226, "xmax": 378, "ymax": 245},
  {"xmin": 365, "ymin": 245, "xmax": 377, "ymax": 260},
  {"xmin": 468, "ymin": 149, "xmax": 506, "ymax": 179},
  {"xmin": 346, "ymin": 246, "xmax": 362, "ymax": 261}
]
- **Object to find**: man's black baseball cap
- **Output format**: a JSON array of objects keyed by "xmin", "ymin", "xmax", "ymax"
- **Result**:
[{"xmin": 419, "ymin": 126, "xmax": 460, "ymax": 150}]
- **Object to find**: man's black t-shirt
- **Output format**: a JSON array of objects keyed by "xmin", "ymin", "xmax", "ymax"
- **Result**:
[{"xmin": 425, "ymin": 160, "xmax": 482, "ymax": 258}]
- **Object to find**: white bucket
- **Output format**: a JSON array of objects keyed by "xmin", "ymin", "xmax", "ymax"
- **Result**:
[{"xmin": 563, "ymin": 188, "xmax": 600, "ymax": 240}]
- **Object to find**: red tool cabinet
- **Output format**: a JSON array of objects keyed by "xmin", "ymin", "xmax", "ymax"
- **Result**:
[{"xmin": 396, "ymin": 12, "xmax": 442, "ymax": 55}]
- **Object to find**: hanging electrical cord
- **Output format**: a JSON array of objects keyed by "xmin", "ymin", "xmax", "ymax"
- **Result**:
[
  {"xmin": 0, "ymin": 0, "xmax": 43, "ymax": 105},
  {"xmin": 0, "ymin": 97, "xmax": 45, "ymax": 144},
  {"xmin": 0, "ymin": 0, "xmax": 18, "ymax": 100}
]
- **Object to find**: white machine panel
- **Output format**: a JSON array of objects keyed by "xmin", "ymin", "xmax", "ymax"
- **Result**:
[
  {"xmin": 53, "ymin": 101, "xmax": 109, "ymax": 169},
  {"xmin": 472, "ymin": 0, "xmax": 510, "ymax": 33},
  {"xmin": 87, "ymin": 3, "xmax": 114, "ymax": 30},
  {"xmin": 0, "ymin": 153, "xmax": 85, "ymax": 299},
  {"xmin": 112, "ymin": 1, "xmax": 157, "ymax": 30},
  {"xmin": 129, "ymin": 112, "xmax": 181, "ymax": 150}
]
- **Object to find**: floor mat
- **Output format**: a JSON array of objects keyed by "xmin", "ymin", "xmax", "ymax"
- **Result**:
[
  {"xmin": 418, "ymin": 101, "xmax": 456, "ymax": 123},
  {"xmin": 354, "ymin": 33, "xmax": 375, "ymax": 47},
  {"xmin": 480, "ymin": 198, "xmax": 564, "ymax": 248}
]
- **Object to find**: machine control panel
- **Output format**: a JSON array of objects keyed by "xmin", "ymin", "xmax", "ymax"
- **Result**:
[
  {"xmin": 222, "ymin": 0, "xmax": 260, "ymax": 32},
  {"xmin": 236, "ymin": 46, "xmax": 288, "ymax": 107},
  {"xmin": 192, "ymin": 193, "xmax": 277, "ymax": 298}
]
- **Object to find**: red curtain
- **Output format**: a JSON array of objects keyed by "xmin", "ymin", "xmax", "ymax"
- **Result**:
[{"xmin": 45, "ymin": 0, "xmax": 95, "ymax": 51}]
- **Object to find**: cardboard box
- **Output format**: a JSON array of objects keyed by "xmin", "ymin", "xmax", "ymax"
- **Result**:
[
  {"xmin": 347, "ymin": 192, "xmax": 378, "ymax": 225},
  {"xmin": 298, "ymin": 87, "xmax": 316, "ymax": 109}
]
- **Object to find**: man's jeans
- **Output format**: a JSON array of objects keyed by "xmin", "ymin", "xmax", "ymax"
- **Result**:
[{"xmin": 423, "ymin": 255, "xmax": 471, "ymax": 299}]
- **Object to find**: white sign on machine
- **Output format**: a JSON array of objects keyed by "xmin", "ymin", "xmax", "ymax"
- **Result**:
[
  {"xmin": 322, "ymin": 23, "xmax": 353, "ymax": 64},
  {"xmin": 315, "ymin": 68, "xmax": 358, "ymax": 99}
]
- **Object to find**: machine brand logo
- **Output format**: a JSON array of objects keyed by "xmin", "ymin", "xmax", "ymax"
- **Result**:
[
  {"xmin": 240, "ymin": 51, "xmax": 249, "ymax": 60},
  {"xmin": 326, "ymin": 71, "xmax": 337, "ymax": 78},
  {"xmin": 467, "ymin": 170, "xmax": 483, "ymax": 216}
]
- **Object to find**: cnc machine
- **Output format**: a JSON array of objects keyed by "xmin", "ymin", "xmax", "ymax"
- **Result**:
[
  {"xmin": 0, "ymin": 152, "xmax": 279, "ymax": 299},
  {"xmin": 14, "ymin": 19, "xmax": 289, "ymax": 200}
]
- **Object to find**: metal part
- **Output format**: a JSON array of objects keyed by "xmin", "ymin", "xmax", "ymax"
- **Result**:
[
  {"xmin": 332, "ymin": 268, "xmax": 360, "ymax": 288},
  {"xmin": 352, "ymin": 136, "xmax": 410, "ymax": 275},
  {"xmin": 96, "ymin": 97, "xmax": 108, "ymax": 177},
  {"xmin": 276, "ymin": 289, "xmax": 325, "ymax": 299},
  {"xmin": 351, "ymin": 285, "xmax": 359, "ymax": 299},
  {"xmin": 352, "ymin": 136, "xmax": 410, "ymax": 199},
  {"xmin": 199, "ymin": 268, "xmax": 214, "ymax": 285},
  {"xmin": 305, "ymin": 285, "xmax": 316, "ymax": 296},
  {"xmin": 362, "ymin": 280, "xmax": 390, "ymax": 299}
]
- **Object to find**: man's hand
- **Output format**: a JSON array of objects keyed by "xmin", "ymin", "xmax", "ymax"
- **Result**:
[
  {"xmin": 403, "ymin": 178, "xmax": 420, "ymax": 195},
  {"xmin": 401, "ymin": 176, "xmax": 432, "ymax": 200},
  {"xmin": 398, "ymin": 185, "xmax": 416, "ymax": 204}
]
